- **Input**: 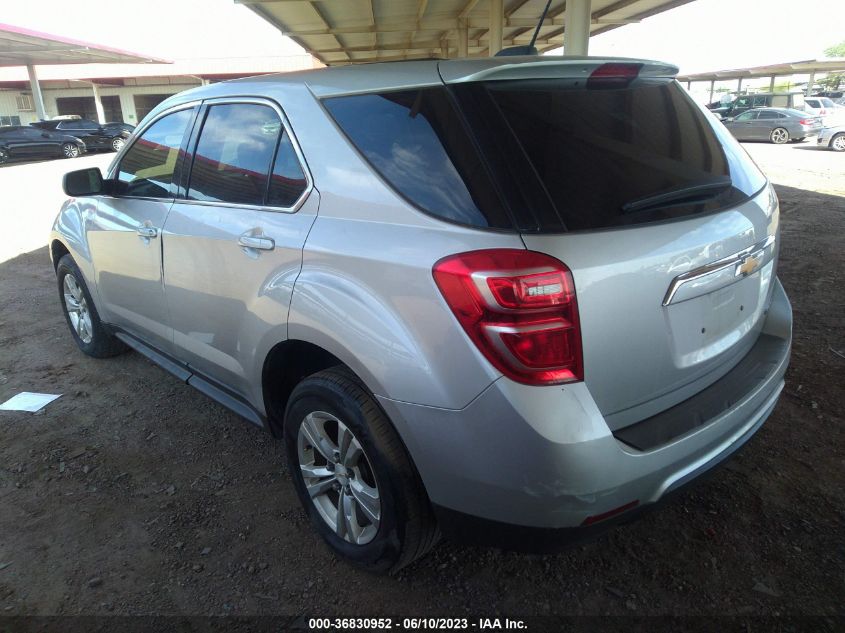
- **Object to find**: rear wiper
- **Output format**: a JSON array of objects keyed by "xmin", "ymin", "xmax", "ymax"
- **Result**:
[{"xmin": 621, "ymin": 179, "xmax": 732, "ymax": 215}]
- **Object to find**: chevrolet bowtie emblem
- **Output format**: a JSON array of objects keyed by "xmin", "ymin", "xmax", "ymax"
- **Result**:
[{"xmin": 736, "ymin": 252, "xmax": 762, "ymax": 277}]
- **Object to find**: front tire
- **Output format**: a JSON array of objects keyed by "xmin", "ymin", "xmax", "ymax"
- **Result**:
[
  {"xmin": 830, "ymin": 133, "xmax": 845, "ymax": 152},
  {"xmin": 111, "ymin": 137, "xmax": 125, "ymax": 152},
  {"xmin": 0, "ymin": 148, "xmax": 8, "ymax": 164},
  {"xmin": 284, "ymin": 367, "xmax": 438, "ymax": 573},
  {"xmin": 61, "ymin": 142, "xmax": 80, "ymax": 158},
  {"xmin": 770, "ymin": 127, "xmax": 789, "ymax": 144},
  {"xmin": 56, "ymin": 255, "xmax": 127, "ymax": 358}
]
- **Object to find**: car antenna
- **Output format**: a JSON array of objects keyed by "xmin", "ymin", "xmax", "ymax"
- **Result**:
[{"xmin": 495, "ymin": 0, "xmax": 553, "ymax": 57}]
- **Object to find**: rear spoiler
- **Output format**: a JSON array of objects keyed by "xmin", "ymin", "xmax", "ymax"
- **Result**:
[{"xmin": 438, "ymin": 56, "xmax": 678, "ymax": 84}]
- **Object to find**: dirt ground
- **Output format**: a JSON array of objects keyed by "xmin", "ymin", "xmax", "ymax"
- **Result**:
[{"xmin": 0, "ymin": 142, "xmax": 843, "ymax": 621}]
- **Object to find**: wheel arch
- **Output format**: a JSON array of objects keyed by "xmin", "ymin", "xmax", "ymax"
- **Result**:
[{"xmin": 261, "ymin": 338, "xmax": 348, "ymax": 437}]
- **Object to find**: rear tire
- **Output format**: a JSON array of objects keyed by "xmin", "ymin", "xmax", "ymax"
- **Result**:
[
  {"xmin": 830, "ymin": 133, "xmax": 845, "ymax": 152},
  {"xmin": 284, "ymin": 367, "xmax": 439, "ymax": 573},
  {"xmin": 770, "ymin": 127, "xmax": 789, "ymax": 144},
  {"xmin": 111, "ymin": 137, "xmax": 125, "ymax": 152},
  {"xmin": 0, "ymin": 148, "xmax": 7, "ymax": 164},
  {"xmin": 61, "ymin": 142, "xmax": 80, "ymax": 158},
  {"xmin": 56, "ymin": 255, "xmax": 127, "ymax": 358}
]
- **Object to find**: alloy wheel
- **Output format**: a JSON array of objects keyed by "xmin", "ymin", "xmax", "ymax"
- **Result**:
[
  {"xmin": 832, "ymin": 135, "xmax": 845, "ymax": 152},
  {"xmin": 63, "ymin": 273, "xmax": 93, "ymax": 344},
  {"xmin": 297, "ymin": 411, "xmax": 381, "ymax": 545},
  {"xmin": 770, "ymin": 128, "xmax": 788, "ymax": 144},
  {"xmin": 62, "ymin": 143, "xmax": 79, "ymax": 158},
  {"xmin": 112, "ymin": 137, "xmax": 125, "ymax": 151}
]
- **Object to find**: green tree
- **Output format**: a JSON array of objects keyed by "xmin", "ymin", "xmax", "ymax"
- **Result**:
[
  {"xmin": 824, "ymin": 41, "xmax": 845, "ymax": 58},
  {"xmin": 821, "ymin": 41, "xmax": 844, "ymax": 91}
]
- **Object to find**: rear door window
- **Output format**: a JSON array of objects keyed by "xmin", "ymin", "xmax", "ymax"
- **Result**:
[
  {"xmin": 187, "ymin": 103, "xmax": 279, "ymax": 206},
  {"xmin": 267, "ymin": 131, "xmax": 308, "ymax": 207}
]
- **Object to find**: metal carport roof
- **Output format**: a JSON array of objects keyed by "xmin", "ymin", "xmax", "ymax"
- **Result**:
[
  {"xmin": 0, "ymin": 22, "xmax": 168, "ymax": 121},
  {"xmin": 677, "ymin": 59, "xmax": 845, "ymax": 82},
  {"xmin": 238, "ymin": 0, "xmax": 696, "ymax": 65},
  {"xmin": 0, "ymin": 22, "xmax": 169, "ymax": 66}
]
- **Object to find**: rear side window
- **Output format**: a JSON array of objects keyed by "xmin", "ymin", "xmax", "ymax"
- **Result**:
[
  {"xmin": 188, "ymin": 103, "xmax": 280, "ymax": 206},
  {"xmin": 323, "ymin": 90, "xmax": 511, "ymax": 229},
  {"xmin": 117, "ymin": 107, "xmax": 194, "ymax": 198}
]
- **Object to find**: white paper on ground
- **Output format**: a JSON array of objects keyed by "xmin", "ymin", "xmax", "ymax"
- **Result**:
[{"xmin": 0, "ymin": 392, "xmax": 62, "ymax": 413}]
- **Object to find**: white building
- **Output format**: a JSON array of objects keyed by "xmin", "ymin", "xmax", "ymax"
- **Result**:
[{"xmin": 0, "ymin": 55, "xmax": 318, "ymax": 127}]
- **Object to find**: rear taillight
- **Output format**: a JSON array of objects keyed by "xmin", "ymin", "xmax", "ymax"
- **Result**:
[
  {"xmin": 433, "ymin": 249, "xmax": 583, "ymax": 385},
  {"xmin": 587, "ymin": 62, "xmax": 642, "ymax": 89},
  {"xmin": 799, "ymin": 118, "xmax": 815, "ymax": 125}
]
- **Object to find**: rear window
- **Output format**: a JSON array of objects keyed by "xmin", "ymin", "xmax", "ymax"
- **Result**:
[{"xmin": 325, "ymin": 79, "xmax": 766, "ymax": 232}]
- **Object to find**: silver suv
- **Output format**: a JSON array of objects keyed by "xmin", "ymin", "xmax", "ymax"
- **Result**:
[{"xmin": 51, "ymin": 57, "xmax": 791, "ymax": 572}]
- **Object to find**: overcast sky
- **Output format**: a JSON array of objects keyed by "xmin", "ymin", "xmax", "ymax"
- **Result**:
[{"xmin": 2, "ymin": 0, "xmax": 844, "ymax": 74}]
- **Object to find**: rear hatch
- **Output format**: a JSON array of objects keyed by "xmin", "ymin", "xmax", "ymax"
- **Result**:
[{"xmin": 440, "ymin": 58, "xmax": 776, "ymax": 428}]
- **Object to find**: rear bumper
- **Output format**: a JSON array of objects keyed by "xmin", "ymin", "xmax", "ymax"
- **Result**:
[{"xmin": 378, "ymin": 279, "xmax": 791, "ymax": 545}]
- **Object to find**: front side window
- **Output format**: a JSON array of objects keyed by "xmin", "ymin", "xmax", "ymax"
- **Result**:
[
  {"xmin": 116, "ymin": 107, "xmax": 194, "ymax": 198},
  {"xmin": 187, "ymin": 103, "xmax": 280, "ymax": 206},
  {"xmin": 735, "ymin": 111, "xmax": 757, "ymax": 121},
  {"xmin": 734, "ymin": 96, "xmax": 753, "ymax": 109}
]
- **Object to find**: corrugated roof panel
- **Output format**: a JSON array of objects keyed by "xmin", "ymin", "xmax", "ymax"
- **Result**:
[{"xmin": 240, "ymin": 0, "xmax": 697, "ymax": 64}]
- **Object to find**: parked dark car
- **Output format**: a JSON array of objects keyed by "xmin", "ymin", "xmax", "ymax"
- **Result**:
[
  {"xmin": 710, "ymin": 92, "xmax": 805, "ymax": 117},
  {"xmin": 31, "ymin": 118, "xmax": 130, "ymax": 152},
  {"xmin": 0, "ymin": 125, "xmax": 86, "ymax": 164},
  {"xmin": 721, "ymin": 107, "xmax": 822, "ymax": 144},
  {"xmin": 102, "ymin": 122, "xmax": 135, "ymax": 134}
]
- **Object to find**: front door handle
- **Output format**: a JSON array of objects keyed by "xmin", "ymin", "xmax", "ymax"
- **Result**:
[
  {"xmin": 238, "ymin": 235, "xmax": 275, "ymax": 251},
  {"xmin": 136, "ymin": 226, "xmax": 158, "ymax": 238}
]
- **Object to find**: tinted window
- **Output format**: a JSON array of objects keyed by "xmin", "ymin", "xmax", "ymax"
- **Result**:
[
  {"xmin": 187, "ymin": 103, "xmax": 279, "ymax": 206},
  {"xmin": 735, "ymin": 111, "xmax": 757, "ymax": 121},
  {"xmin": 324, "ymin": 89, "xmax": 511, "ymax": 228},
  {"xmin": 757, "ymin": 111, "xmax": 778, "ymax": 120},
  {"xmin": 117, "ymin": 108, "xmax": 193, "ymax": 198},
  {"xmin": 805, "ymin": 99, "xmax": 820, "ymax": 108},
  {"xmin": 268, "ymin": 132, "xmax": 308, "ymax": 207},
  {"xmin": 452, "ymin": 79, "xmax": 765, "ymax": 231},
  {"xmin": 735, "ymin": 96, "xmax": 753, "ymax": 109},
  {"xmin": 752, "ymin": 96, "xmax": 768, "ymax": 107}
]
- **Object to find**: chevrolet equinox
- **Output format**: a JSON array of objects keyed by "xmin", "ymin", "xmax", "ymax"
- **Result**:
[{"xmin": 50, "ymin": 57, "xmax": 792, "ymax": 572}]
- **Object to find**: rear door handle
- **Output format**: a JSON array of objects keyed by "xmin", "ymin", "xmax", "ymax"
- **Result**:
[
  {"xmin": 238, "ymin": 235, "xmax": 275, "ymax": 251},
  {"xmin": 136, "ymin": 226, "xmax": 158, "ymax": 238}
]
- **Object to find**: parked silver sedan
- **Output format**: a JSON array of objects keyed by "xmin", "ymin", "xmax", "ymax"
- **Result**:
[
  {"xmin": 722, "ymin": 107, "xmax": 822, "ymax": 143},
  {"xmin": 817, "ymin": 124, "xmax": 845, "ymax": 151}
]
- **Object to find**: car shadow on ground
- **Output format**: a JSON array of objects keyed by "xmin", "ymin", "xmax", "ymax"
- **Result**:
[{"xmin": 0, "ymin": 182, "xmax": 843, "ymax": 617}]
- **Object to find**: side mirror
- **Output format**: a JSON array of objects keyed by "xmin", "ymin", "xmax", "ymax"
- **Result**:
[{"xmin": 63, "ymin": 167, "xmax": 105, "ymax": 197}]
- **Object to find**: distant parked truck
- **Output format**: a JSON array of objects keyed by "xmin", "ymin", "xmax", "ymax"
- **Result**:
[{"xmin": 710, "ymin": 92, "xmax": 806, "ymax": 117}]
